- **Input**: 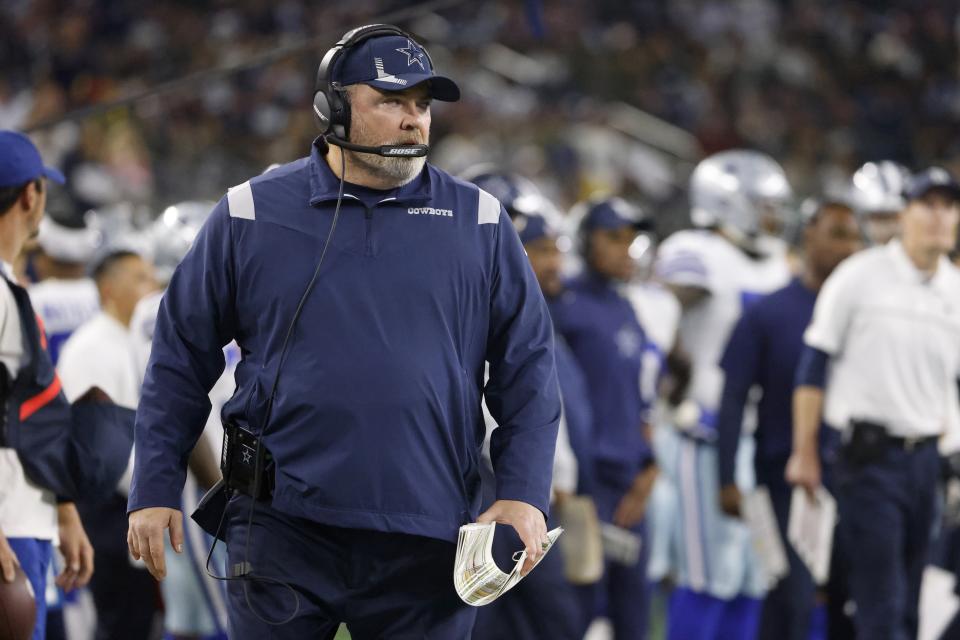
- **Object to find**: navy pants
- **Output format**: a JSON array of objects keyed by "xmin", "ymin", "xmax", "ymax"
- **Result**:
[
  {"xmin": 835, "ymin": 440, "xmax": 939, "ymax": 640},
  {"xmin": 755, "ymin": 457, "xmax": 816, "ymax": 640},
  {"xmin": 936, "ymin": 522, "xmax": 960, "ymax": 639},
  {"xmin": 77, "ymin": 495, "xmax": 159, "ymax": 640},
  {"xmin": 472, "ymin": 513, "xmax": 581, "ymax": 640},
  {"xmin": 578, "ymin": 475, "xmax": 651, "ymax": 640},
  {"xmin": 224, "ymin": 495, "xmax": 476, "ymax": 639}
]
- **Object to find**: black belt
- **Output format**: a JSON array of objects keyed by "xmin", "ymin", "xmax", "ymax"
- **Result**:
[
  {"xmin": 846, "ymin": 420, "xmax": 937, "ymax": 467},
  {"xmin": 885, "ymin": 433, "xmax": 938, "ymax": 452}
]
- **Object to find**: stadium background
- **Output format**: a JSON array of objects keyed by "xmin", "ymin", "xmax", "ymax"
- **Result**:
[
  {"xmin": 2, "ymin": 1, "xmax": 958, "ymax": 638},
  {"xmin": 4, "ymin": 0, "xmax": 959, "ymax": 234}
]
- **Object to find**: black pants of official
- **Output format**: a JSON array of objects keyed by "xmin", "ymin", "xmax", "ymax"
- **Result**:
[
  {"xmin": 77, "ymin": 494, "xmax": 160, "ymax": 640},
  {"xmin": 835, "ymin": 439, "xmax": 939, "ymax": 640},
  {"xmin": 755, "ymin": 457, "xmax": 817, "ymax": 640}
]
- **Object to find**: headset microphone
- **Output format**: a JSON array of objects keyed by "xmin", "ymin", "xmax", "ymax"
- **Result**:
[{"xmin": 324, "ymin": 134, "xmax": 429, "ymax": 158}]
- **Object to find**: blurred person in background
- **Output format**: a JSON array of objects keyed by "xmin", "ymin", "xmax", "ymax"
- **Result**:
[
  {"xmin": 939, "ymin": 245, "xmax": 960, "ymax": 640},
  {"xmin": 714, "ymin": 197, "xmax": 862, "ymax": 640},
  {"xmin": 0, "ymin": 129, "xmax": 118, "ymax": 640},
  {"xmin": 848, "ymin": 160, "xmax": 910, "ymax": 247},
  {"xmin": 26, "ymin": 206, "xmax": 100, "ymax": 365},
  {"xmin": 622, "ymin": 222, "xmax": 689, "ymax": 638},
  {"xmin": 654, "ymin": 150, "xmax": 794, "ymax": 640},
  {"xmin": 467, "ymin": 170, "xmax": 589, "ymax": 640},
  {"xmin": 57, "ymin": 249, "xmax": 160, "ymax": 640},
  {"xmin": 551, "ymin": 196, "xmax": 659, "ymax": 639},
  {"xmin": 788, "ymin": 168, "xmax": 960, "ymax": 640}
]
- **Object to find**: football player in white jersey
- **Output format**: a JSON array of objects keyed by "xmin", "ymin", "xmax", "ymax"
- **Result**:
[
  {"xmin": 654, "ymin": 150, "xmax": 794, "ymax": 640},
  {"xmin": 27, "ymin": 214, "xmax": 101, "ymax": 364},
  {"xmin": 624, "ymin": 227, "xmax": 687, "ymax": 600}
]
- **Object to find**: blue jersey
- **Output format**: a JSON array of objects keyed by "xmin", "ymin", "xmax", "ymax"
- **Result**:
[
  {"xmin": 552, "ymin": 334, "xmax": 594, "ymax": 494},
  {"xmin": 551, "ymin": 273, "xmax": 651, "ymax": 489},
  {"xmin": 716, "ymin": 278, "xmax": 816, "ymax": 485},
  {"xmin": 128, "ymin": 144, "xmax": 561, "ymax": 543}
]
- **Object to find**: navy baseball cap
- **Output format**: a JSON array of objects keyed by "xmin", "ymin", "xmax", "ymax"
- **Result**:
[
  {"xmin": 903, "ymin": 167, "xmax": 960, "ymax": 202},
  {"xmin": 580, "ymin": 197, "xmax": 652, "ymax": 233},
  {"xmin": 334, "ymin": 35, "xmax": 460, "ymax": 102},
  {"xmin": 513, "ymin": 212, "xmax": 557, "ymax": 245},
  {"xmin": 0, "ymin": 131, "xmax": 66, "ymax": 188}
]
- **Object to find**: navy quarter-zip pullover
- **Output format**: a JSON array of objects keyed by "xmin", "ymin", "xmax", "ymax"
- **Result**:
[
  {"xmin": 716, "ymin": 277, "xmax": 817, "ymax": 485},
  {"xmin": 128, "ymin": 145, "xmax": 561, "ymax": 543},
  {"xmin": 551, "ymin": 273, "xmax": 652, "ymax": 489}
]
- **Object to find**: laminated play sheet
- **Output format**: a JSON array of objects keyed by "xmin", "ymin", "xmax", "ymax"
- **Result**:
[
  {"xmin": 453, "ymin": 522, "xmax": 563, "ymax": 606},
  {"xmin": 742, "ymin": 486, "xmax": 789, "ymax": 586},
  {"xmin": 788, "ymin": 486, "xmax": 837, "ymax": 585}
]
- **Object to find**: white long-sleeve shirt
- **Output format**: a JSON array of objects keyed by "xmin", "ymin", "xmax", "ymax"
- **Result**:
[{"xmin": 58, "ymin": 311, "xmax": 142, "ymax": 495}]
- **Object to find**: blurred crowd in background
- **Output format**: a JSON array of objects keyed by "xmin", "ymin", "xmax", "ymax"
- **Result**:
[
  {"xmin": 3, "ymin": 2, "xmax": 960, "ymax": 640},
  {"xmin": 2, "ymin": 0, "xmax": 959, "ymax": 234}
]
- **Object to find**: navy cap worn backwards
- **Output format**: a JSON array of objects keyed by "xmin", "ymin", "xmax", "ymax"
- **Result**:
[
  {"xmin": 580, "ymin": 198, "xmax": 652, "ymax": 233},
  {"xmin": 904, "ymin": 167, "xmax": 960, "ymax": 202},
  {"xmin": 334, "ymin": 35, "xmax": 460, "ymax": 101},
  {"xmin": 0, "ymin": 131, "xmax": 66, "ymax": 188},
  {"xmin": 463, "ymin": 170, "xmax": 559, "ymax": 244},
  {"xmin": 512, "ymin": 213, "xmax": 555, "ymax": 245}
]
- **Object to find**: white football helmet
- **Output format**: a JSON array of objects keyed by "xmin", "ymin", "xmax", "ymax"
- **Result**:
[
  {"xmin": 849, "ymin": 161, "xmax": 909, "ymax": 215},
  {"xmin": 148, "ymin": 201, "xmax": 216, "ymax": 284},
  {"xmin": 689, "ymin": 149, "xmax": 793, "ymax": 253},
  {"xmin": 849, "ymin": 160, "xmax": 909, "ymax": 245}
]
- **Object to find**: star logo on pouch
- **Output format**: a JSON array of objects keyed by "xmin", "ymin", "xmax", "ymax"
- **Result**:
[
  {"xmin": 241, "ymin": 446, "xmax": 253, "ymax": 465},
  {"xmin": 395, "ymin": 40, "xmax": 426, "ymax": 70}
]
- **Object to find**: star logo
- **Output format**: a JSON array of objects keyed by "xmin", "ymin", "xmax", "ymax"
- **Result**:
[
  {"xmin": 614, "ymin": 325, "xmax": 641, "ymax": 358},
  {"xmin": 241, "ymin": 446, "xmax": 253, "ymax": 465},
  {"xmin": 395, "ymin": 40, "xmax": 426, "ymax": 70}
]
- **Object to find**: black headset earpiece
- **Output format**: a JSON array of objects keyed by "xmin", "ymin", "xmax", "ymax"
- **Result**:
[{"xmin": 312, "ymin": 23, "xmax": 425, "ymax": 141}]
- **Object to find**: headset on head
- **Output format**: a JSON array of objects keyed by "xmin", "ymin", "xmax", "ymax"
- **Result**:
[{"xmin": 312, "ymin": 24, "xmax": 433, "ymax": 141}]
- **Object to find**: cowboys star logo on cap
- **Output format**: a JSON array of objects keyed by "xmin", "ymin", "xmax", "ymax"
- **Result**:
[
  {"xmin": 333, "ymin": 33, "xmax": 460, "ymax": 102},
  {"xmin": 395, "ymin": 40, "xmax": 426, "ymax": 70}
]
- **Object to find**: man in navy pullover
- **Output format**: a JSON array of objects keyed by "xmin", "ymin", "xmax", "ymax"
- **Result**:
[
  {"xmin": 552, "ymin": 198, "xmax": 658, "ymax": 639},
  {"xmin": 715, "ymin": 200, "xmax": 861, "ymax": 640},
  {"xmin": 127, "ymin": 27, "xmax": 560, "ymax": 638}
]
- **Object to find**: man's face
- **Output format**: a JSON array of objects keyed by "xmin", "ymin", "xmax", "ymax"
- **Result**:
[
  {"xmin": 347, "ymin": 83, "xmax": 431, "ymax": 185},
  {"xmin": 805, "ymin": 204, "xmax": 863, "ymax": 279},
  {"xmin": 862, "ymin": 211, "xmax": 900, "ymax": 246},
  {"xmin": 587, "ymin": 226, "xmax": 639, "ymax": 281},
  {"xmin": 24, "ymin": 179, "xmax": 46, "ymax": 240},
  {"xmin": 757, "ymin": 200, "xmax": 788, "ymax": 237},
  {"xmin": 900, "ymin": 189, "xmax": 960, "ymax": 256},
  {"xmin": 105, "ymin": 256, "xmax": 157, "ymax": 322},
  {"xmin": 525, "ymin": 235, "xmax": 563, "ymax": 298}
]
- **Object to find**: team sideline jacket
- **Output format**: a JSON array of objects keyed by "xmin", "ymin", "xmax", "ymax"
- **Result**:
[
  {"xmin": 551, "ymin": 273, "xmax": 653, "ymax": 490},
  {"xmin": 128, "ymin": 143, "xmax": 561, "ymax": 542}
]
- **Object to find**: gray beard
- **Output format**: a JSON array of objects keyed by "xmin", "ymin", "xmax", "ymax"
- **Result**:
[
  {"xmin": 346, "ymin": 116, "xmax": 427, "ymax": 185},
  {"xmin": 347, "ymin": 148, "xmax": 426, "ymax": 185}
]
